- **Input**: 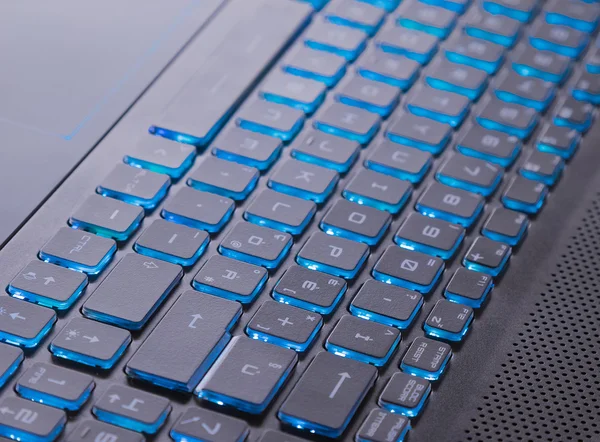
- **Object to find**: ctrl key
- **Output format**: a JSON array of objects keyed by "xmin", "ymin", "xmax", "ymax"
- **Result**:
[
  {"xmin": 400, "ymin": 336, "xmax": 452, "ymax": 381},
  {"xmin": 0, "ymin": 396, "xmax": 66, "ymax": 442},
  {"xmin": 356, "ymin": 409, "xmax": 410, "ymax": 442}
]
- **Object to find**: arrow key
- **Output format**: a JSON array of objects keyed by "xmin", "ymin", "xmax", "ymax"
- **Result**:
[
  {"xmin": 0, "ymin": 296, "xmax": 56, "ymax": 349},
  {"xmin": 170, "ymin": 407, "xmax": 249, "ymax": 442},
  {"xmin": 0, "ymin": 396, "xmax": 66, "ymax": 442}
]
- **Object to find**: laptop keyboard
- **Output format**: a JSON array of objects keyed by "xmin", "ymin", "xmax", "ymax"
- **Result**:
[{"xmin": 1, "ymin": 0, "xmax": 599, "ymax": 440}]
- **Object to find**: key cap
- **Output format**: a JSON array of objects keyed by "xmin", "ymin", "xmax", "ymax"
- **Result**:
[
  {"xmin": 16, "ymin": 363, "xmax": 94, "ymax": 411},
  {"xmin": 134, "ymin": 219, "xmax": 209, "ymax": 267},
  {"xmin": 320, "ymin": 199, "xmax": 392, "ymax": 246},
  {"xmin": 482, "ymin": 0, "xmax": 538, "ymax": 22},
  {"xmin": 38, "ymin": 227, "xmax": 116, "ymax": 275},
  {"xmin": 161, "ymin": 187, "xmax": 235, "ymax": 233},
  {"xmin": 445, "ymin": 35, "xmax": 505, "ymax": 74},
  {"xmin": 358, "ymin": 0, "xmax": 400, "ymax": 12},
  {"xmin": 424, "ymin": 299, "xmax": 474, "ymax": 341},
  {"xmin": 512, "ymin": 44, "xmax": 572, "ymax": 84},
  {"xmin": 260, "ymin": 430, "xmax": 307, "ymax": 442},
  {"xmin": 291, "ymin": 130, "xmax": 361, "ymax": 173},
  {"xmin": 272, "ymin": 265, "xmax": 347, "ymax": 314},
  {"xmin": 378, "ymin": 372, "xmax": 431, "ymax": 417},
  {"xmin": 236, "ymin": 99, "xmax": 305, "ymax": 141},
  {"xmin": 355, "ymin": 48, "xmax": 421, "ymax": 90},
  {"xmin": 350, "ymin": 279, "xmax": 423, "ymax": 329},
  {"xmin": 416, "ymin": 182, "xmax": 484, "ymax": 227},
  {"xmin": 303, "ymin": 18, "xmax": 368, "ymax": 61},
  {"xmin": 297, "ymin": 231, "xmax": 369, "ymax": 279},
  {"xmin": 587, "ymin": 45, "xmax": 600, "ymax": 74},
  {"xmin": 326, "ymin": 315, "xmax": 400, "ymax": 366},
  {"xmin": 278, "ymin": 351, "xmax": 377, "ymax": 438},
  {"xmin": 0, "ymin": 343, "xmax": 23, "ymax": 389},
  {"xmin": 70, "ymin": 194, "xmax": 144, "ymax": 241},
  {"xmin": 0, "ymin": 296, "xmax": 55, "ymax": 349},
  {"xmin": 482, "ymin": 207, "xmax": 529, "ymax": 246},
  {"xmin": 456, "ymin": 125, "xmax": 521, "ymax": 167},
  {"xmin": 8, "ymin": 261, "xmax": 87, "ymax": 311},
  {"xmin": 97, "ymin": 164, "xmax": 170, "ymax": 210},
  {"xmin": 126, "ymin": 290, "xmax": 242, "ymax": 392},
  {"xmin": 196, "ymin": 336, "xmax": 297, "ymax": 414},
  {"xmin": 477, "ymin": 98, "xmax": 538, "ymax": 139},
  {"xmin": 356, "ymin": 409, "xmax": 411, "ymax": 442},
  {"xmin": 395, "ymin": 212, "xmax": 465, "ymax": 259},
  {"xmin": 0, "ymin": 396, "xmax": 66, "ymax": 442},
  {"xmin": 407, "ymin": 86, "xmax": 471, "ymax": 128},
  {"xmin": 425, "ymin": 58, "xmax": 488, "ymax": 100},
  {"xmin": 219, "ymin": 222, "xmax": 293, "ymax": 269},
  {"xmin": 259, "ymin": 71, "xmax": 327, "ymax": 114},
  {"xmin": 375, "ymin": 26, "xmax": 439, "ymax": 64},
  {"xmin": 436, "ymin": 153, "xmax": 503, "ymax": 196},
  {"xmin": 464, "ymin": 12, "xmax": 521, "ymax": 47},
  {"xmin": 530, "ymin": 22, "xmax": 589, "ymax": 58},
  {"xmin": 386, "ymin": 112, "xmax": 452, "ymax": 155},
  {"xmin": 546, "ymin": 0, "xmax": 600, "ymax": 33},
  {"xmin": 193, "ymin": 255, "xmax": 268, "ymax": 304},
  {"xmin": 572, "ymin": 71, "xmax": 600, "ymax": 105},
  {"xmin": 211, "ymin": 128, "xmax": 283, "ymax": 171},
  {"xmin": 269, "ymin": 158, "xmax": 339, "ymax": 203},
  {"xmin": 373, "ymin": 246, "xmax": 444, "ymax": 293},
  {"xmin": 537, "ymin": 123, "xmax": 580, "ymax": 159},
  {"xmin": 365, "ymin": 140, "xmax": 432, "ymax": 183},
  {"xmin": 323, "ymin": 0, "xmax": 386, "ymax": 35},
  {"xmin": 521, "ymin": 150, "xmax": 564, "ymax": 186},
  {"xmin": 421, "ymin": 0, "xmax": 470, "ymax": 13},
  {"xmin": 124, "ymin": 135, "xmax": 196, "ymax": 180},
  {"xmin": 495, "ymin": 72, "xmax": 556, "ymax": 111},
  {"xmin": 50, "ymin": 317, "xmax": 131, "ymax": 370},
  {"xmin": 245, "ymin": 189, "xmax": 317, "ymax": 235},
  {"xmin": 343, "ymin": 168, "xmax": 412, "ymax": 213},
  {"xmin": 187, "ymin": 156, "xmax": 259, "ymax": 201},
  {"xmin": 82, "ymin": 254, "xmax": 183, "ymax": 330},
  {"xmin": 397, "ymin": 3, "xmax": 457, "ymax": 39},
  {"xmin": 67, "ymin": 420, "xmax": 143, "ymax": 442},
  {"xmin": 281, "ymin": 46, "xmax": 347, "ymax": 87},
  {"xmin": 335, "ymin": 75, "xmax": 401, "ymax": 117},
  {"xmin": 400, "ymin": 336, "xmax": 452, "ymax": 380},
  {"xmin": 554, "ymin": 96, "xmax": 594, "ymax": 132},
  {"xmin": 463, "ymin": 236, "xmax": 511, "ymax": 276},
  {"xmin": 314, "ymin": 102, "xmax": 381, "ymax": 144},
  {"xmin": 92, "ymin": 385, "xmax": 171, "ymax": 434},
  {"xmin": 170, "ymin": 407, "xmax": 249, "ymax": 442},
  {"xmin": 445, "ymin": 267, "xmax": 493, "ymax": 308},
  {"xmin": 502, "ymin": 175, "xmax": 548, "ymax": 214}
]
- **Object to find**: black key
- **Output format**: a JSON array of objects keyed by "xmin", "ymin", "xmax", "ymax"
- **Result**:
[
  {"xmin": 495, "ymin": 71, "xmax": 556, "ymax": 111},
  {"xmin": 398, "ymin": 2, "xmax": 457, "ymax": 38},
  {"xmin": 211, "ymin": 127, "xmax": 283, "ymax": 171},
  {"xmin": 92, "ymin": 385, "xmax": 171, "ymax": 434},
  {"xmin": 291, "ymin": 130, "xmax": 361, "ymax": 173},
  {"xmin": 70, "ymin": 194, "xmax": 144, "ymax": 241},
  {"xmin": 50, "ymin": 317, "xmax": 132, "ymax": 370},
  {"xmin": 465, "ymin": 12, "xmax": 521, "ymax": 47},
  {"xmin": 426, "ymin": 58, "xmax": 488, "ymax": 100},
  {"xmin": 375, "ymin": 25, "xmax": 439, "ymax": 65},
  {"xmin": 416, "ymin": 182, "xmax": 484, "ymax": 227},
  {"xmin": 296, "ymin": 231, "xmax": 369, "ymax": 279},
  {"xmin": 162, "ymin": 187, "xmax": 235, "ymax": 233},
  {"xmin": 16, "ymin": 362, "xmax": 95, "ymax": 411},
  {"xmin": 0, "ymin": 296, "xmax": 56, "ymax": 349},
  {"xmin": 407, "ymin": 86, "xmax": 471, "ymax": 128},
  {"xmin": 269, "ymin": 158, "xmax": 339, "ymax": 203},
  {"xmin": 260, "ymin": 430, "xmax": 306, "ymax": 442},
  {"xmin": 326, "ymin": 315, "xmax": 400, "ymax": 366},
  {"xmin": 8, "ymin": 261, "xmax": 88, "ymax": 311},
  {"xmin": 314, "ymin": 101, "xmax": 381, "ymax": 145},
  {"xmin": 124, "ymin": 135, "xmax": 196, "ymax": 180},
  {"xmin": 82, "ymin": 254, "xmax": 183, "ymax": 330},
  {"xmin": 512, "ymin": 45, "xmax": 571, "ymax": 84},
  {"xmin": 67, "ymin": 420, "xmax": 143, "ymax": 442},
  {"xmin": 555, "ymin": 96, "xmax": 594, "ymax": 132},
  {"xmin": 373, "ymin": 246, "xmax": 444, "ymax": 293},
  {"xmin": 355, "ymin": 48, "xmax": 421, "ymax": 90},
  {"xmin": 0, "ymin": 396, "xmax": 66, "ymax": 442},
  {"xmin": 356, "ymin": 409, "xmax": 410, "ymax": 442},
  {"xmin": 343, "ymin": 168, "xmax": 412, "ymax": 214},
  {"xmin": 477, "ymin": 98, "xmax": 538, "ymax": 140},
  {"xmin": 236, "ymin": 99, "xmax": 305, "ymax": 142},
  {"xmin": 335, "ymin": 75, "xmax": 401, "ymax": 117},
  {"xmin": 303, "ymin": 17, "xmax": 368, "ymax": 61},
  {"xmin": 483, "ymin": 0, "xmax": 536, "ymax": 21},
  {"xmin": 273, "ymin": 265, "xmax": 347, "ymax": 315},
  {"xmin": 0, "ymin": 343, "xmax": 23, "ymax": 389},
  {"xmin": 219, "ymin": 221, "xmax": 292, "ymax": 269},
  {"xmin": 530, "ymin": 22, "xmax": 588, "ymax": 58},
  {"xmin": 134, "ymin": 219, "xmax": 209, "ymax": 267},
  {"xmin": 323, "ymin": 0, "xmax": 385, "ymax": 35},
  {"xmin": 378, "ymin": 372, "xmax": 431, "ymax": 417},
  {"xmin": 281, "ymin": 46, "xmax": 347, "ymax": 87},
  {"xmin": 39, "ymin": 227, "xmax": 116, "ymax": 275},
  {"xmin": 278, "ymin": 351, "xmax": 377, "ymax": 438},
  {"xmin": 482, "ymin": 207, "xmax": 529, "ymax": 246},
  {"xmin": 196, "ymin": 336, "xmax": 297, "ymax": 414},
  {"xmin": 394, "ymin": 212, "xmax": 465, "ymax": 259},
  {"xmin": 424, "ymin": 299, "xmax": 474, "ymax": 342},
  {"xmin": 445, "ymin": 268, "xmax": 493, "ymax": 309},
  {"xmin": 463, "ymin": 236, "xmax": 511, "ymax": 277},
  {"xmin": 193, "ymin": 255, "xmax": 268, "ymax": 304},
  {"xmin": 537, "ymin": 123, "xmax": 580, "ymax": 159},
  {"xmin": 502, "ymin": 175, "xmax": 548, "ymax": 214},
  {"xmin": 97, "ymin": 164, "xmax": 170, "ymax": 210},
  {"xmin": 573, "ymin": 71, "xmax": 600, "ymax": 104},
  {"xmin": 521, "ymin": 150, "xmax": 564, "ymax": 186},
  {"xmin": 126, "ymin": 291, "xmax": 241, "ymax": 393},
  {"xmin": 386, "ymin": 112, "xmax": 452, "ymax": 155},
  {"xmin": 436, "ymin": 153, "xmax": 503, "ymax": 196},
  {"xmin": 456, "ymin": 125, "xmax": 521, "ymax": 167},
  {"xmin": 400, "ymin": 336, "xmax": 452, "ymax": 381},
  {"xmin": 246, "ymin": 300, "xmax": 323, "ymax": 352},
  {"xmin": 170, "ymin": 407, "xmax": 249, "ymax": 442},
  {"xmin": 365, "ymin": 140, "xmax": 432, "ymax": 183},
  {"xmin": 320, "ymin": 199, "xmax": 392, "ymax": 246},
  {"xmin": 350, "ymin": 279, "xmax": 423, "ymax": 329},
  {"xmin": 546, "ymin": 0, "xmax": 600, "ymax": 33},
  {"xmin": 187, "ymin": 156, "xmax": 259, "ymax": 201},
  {"xmin": 260, "ymin": 71, "xmax": 327, "ymax": 114},
  {"xmin": 445, "ymin": 34, "xmax": 505, "ymax": 74}
]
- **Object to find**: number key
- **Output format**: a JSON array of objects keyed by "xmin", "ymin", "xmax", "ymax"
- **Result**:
[
  {"xmin": 424, "ymin": 299, "xmax": 474, "ymax": 341},
  {"xmin": 416, "ymin": 182, "xmax": 484, "ymax": 227},
  {"xmin": 482, "ymin": 207, "xmax": 529, "ymax": 246},
  {"xmin": 463, "ymin": 236, "xmax": 511, "ymax": 277},
  {"xmin": 395, "ymin": 212, "xmax": 465, "ymax": 259},
  {"xmin": 445, "ymin": 268, "xmax": 494, "ymax": 309}
]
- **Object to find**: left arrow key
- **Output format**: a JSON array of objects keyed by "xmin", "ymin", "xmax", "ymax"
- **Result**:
[{"xmin": 0, "ymin": 296, "xmax": 56, "ymax": 349}]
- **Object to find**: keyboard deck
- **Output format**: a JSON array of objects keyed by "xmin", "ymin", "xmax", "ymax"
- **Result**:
[{"xmin": 1, "ymin": 0, "xmax": 600, "ymax": 440}]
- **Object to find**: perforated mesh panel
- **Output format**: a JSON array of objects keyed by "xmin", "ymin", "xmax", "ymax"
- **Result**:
[{"xmin": 462, "ymin": 196, "xmax": 600, "ymax": 442}]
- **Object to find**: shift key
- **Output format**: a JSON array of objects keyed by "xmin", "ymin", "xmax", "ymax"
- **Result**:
[{"xmin": 82, "ymin": 254, "xmax": 183, "ymax": 331}]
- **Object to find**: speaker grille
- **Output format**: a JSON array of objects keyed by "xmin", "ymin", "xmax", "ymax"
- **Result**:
[{"xmin": 463, "ymin": 197, "xmax": 600, "ymax": 442}]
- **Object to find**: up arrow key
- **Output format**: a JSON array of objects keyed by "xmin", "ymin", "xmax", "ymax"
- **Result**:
[
  {"xmin": 329, "ymin": 372, "xmax": 351, "ymax": 399},
  {"xmin": 43, "ymin": 277, "xmax": 55, "ymax": 285}
]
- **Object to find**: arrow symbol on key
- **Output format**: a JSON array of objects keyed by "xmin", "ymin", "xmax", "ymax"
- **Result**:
[
  {"xmin": 201, "ymin": 422, "xmax": 221, "ymax": 435},
  {"xmin": 108, "ymin": 394, "xmax": 120, "ymax": 404},
  {"xmin": 329, "ymin": 372, "xmax": 351, "ymax": 399},
  {"xmin": 83, "ymin": 336, "xmax": 100, "ymax": 343},
  {"xmin": 188, "ymin": 314, "xmax": 203, "ymax": 329},
  {"xmin": 9, "ymin": 312, "xmax": 26, "ymax": 320},
  {"xmin": 43, "ymin": 277, "xmax": 55, "ymax": 285},
  {"xmin": 0, "ymin": 407, "xmax": 14, "ymax": 415},
  {"xmin": 181, "ymin": 417, "xmax": 201, "ymax": 425}
]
